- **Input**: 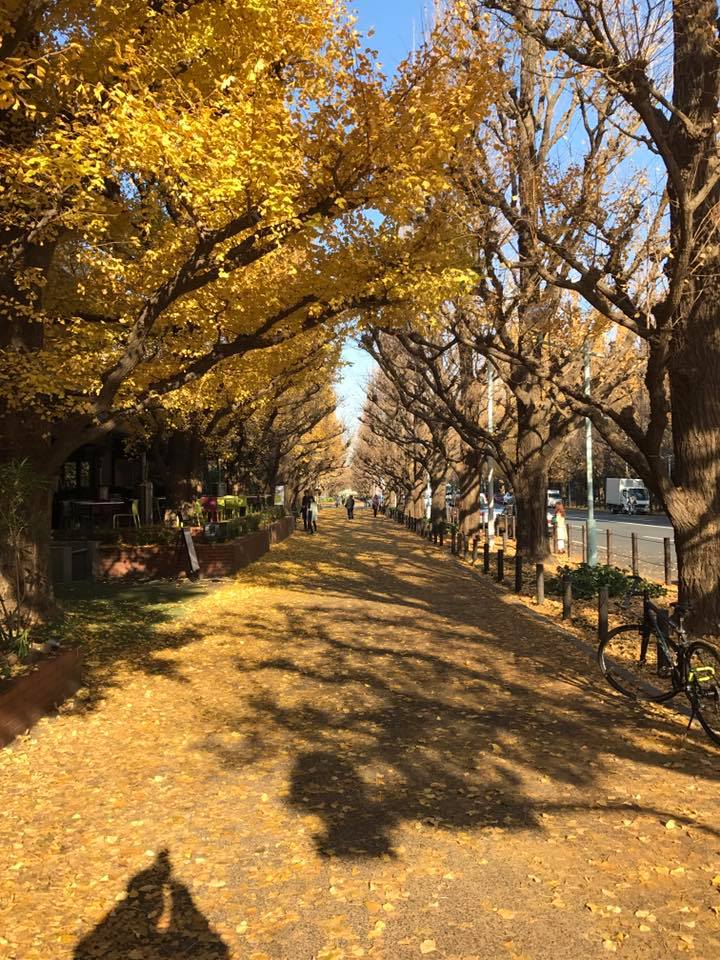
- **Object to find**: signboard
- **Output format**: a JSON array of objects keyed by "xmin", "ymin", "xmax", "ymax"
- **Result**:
[
  {"xmin": 274, "ymin": 485, "xmax": 285, "ymax": 507},
  {"xmin": 178, "ymin": 528, "xmax": 201, "ymax": 580}
]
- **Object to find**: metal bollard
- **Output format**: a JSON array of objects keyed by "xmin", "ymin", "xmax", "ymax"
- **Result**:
[
  {"xmin": 514, "ymin": 553, "xmax": 523, "ymax": 593},
  {"xmin": 598, "ymin": 586, "xmax": 609, "ymax": 644},
  {"xmin": 562, "ymin": 573, "xmax": 572, "ymax": 619},
  {"xmin": 631, "ymin": 532, "xmax": 639, "ymax": 576},
  {"xmin": 483, "ymin": 541, "xmax": 490, "ymax": 574},
  {"xmin": 536, "ymin": 562, "xmax": 544, "ymax": 604},
  {"xmin": 497, "ymin": 548, "xmax": 505, "ymax": 582},
  {"xmin": 663, "ymin": 537, "xmax": 671, "ymax": 585}
]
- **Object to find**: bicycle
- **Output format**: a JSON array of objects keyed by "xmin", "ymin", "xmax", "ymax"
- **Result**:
[{"xmin": 597, "ymin": 579, "xmax": 720, "ymax": 744}]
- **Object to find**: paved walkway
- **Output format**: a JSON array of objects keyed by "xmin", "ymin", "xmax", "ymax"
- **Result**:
[{"xmin": 1, "ymin": 510, "xmax": 719, "ymax": 959}]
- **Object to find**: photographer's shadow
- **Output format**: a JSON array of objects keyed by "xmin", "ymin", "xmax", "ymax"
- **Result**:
[{"xmin": 74, "ymin": 849, "xmax": 229, "ymax": 959}]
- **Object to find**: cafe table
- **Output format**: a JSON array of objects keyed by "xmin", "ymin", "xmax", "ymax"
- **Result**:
[{"xmin": 70, "ymin": 500, "xmax": 126, "ymax": 526}]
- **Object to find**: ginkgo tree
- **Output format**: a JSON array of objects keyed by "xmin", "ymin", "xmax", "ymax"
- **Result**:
[{"xmin": 0, "ymin": 0, "xmax": 496, "ymax": 612}]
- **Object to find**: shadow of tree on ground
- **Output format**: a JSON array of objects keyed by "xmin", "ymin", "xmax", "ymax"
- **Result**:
[
  {"xmin": 205, "ymin": 517, "xmax": 720, "ymax": 859},
  {"xmin": 47, "ymin": 581, "xmax": 212, "ymax": 713}
]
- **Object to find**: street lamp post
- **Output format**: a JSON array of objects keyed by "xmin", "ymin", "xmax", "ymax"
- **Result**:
[{"xmin": 584, "ymin": 339, "xmax": 598, "ymax": 566}]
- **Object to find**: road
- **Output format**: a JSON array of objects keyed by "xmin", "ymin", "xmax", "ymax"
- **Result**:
[{"xmin": 565, "ymin": 508, "xmax": 675, "ymax": 581}]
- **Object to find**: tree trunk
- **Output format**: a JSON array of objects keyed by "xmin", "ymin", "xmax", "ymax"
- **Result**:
[
  {"xmin": 457, "ymin": 448, "xmax": 482, "ymax": 537},
  {"xmin": 430, "ymin": 469, "xmax": 446, "ymax": 527},
  {"xmin": 666, "ymin": 330, "xmax": 720, "ymax": 634},
  {"xmin": 150, "ymin": 430, "xmax": 204, "ymax": 505},
  {"xmin": 411, "ymin": 479, "xmax": 426, "ymax": 518},
  {"xmin": 0, "ymin": 477, "xmax": 56, "ymax": 629},
  {"xmin": 660, "ymin": 0, "xmax": 720, "ymax": 634},
  {"xmin": 0, "ymin": 405, "xmax": 59, "ymax": 623},
  {"xmin": 514, "ymin": 456, "xmax": 549, "ymax": 562},
  {"xmin": 514, "ymin": 384, "xmax": 560, "ymax": 563}
]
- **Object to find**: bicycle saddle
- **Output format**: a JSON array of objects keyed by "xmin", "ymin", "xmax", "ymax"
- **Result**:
[{"xmin": 670, "ymin": 601, "xmax": 692, "ymax": 618}]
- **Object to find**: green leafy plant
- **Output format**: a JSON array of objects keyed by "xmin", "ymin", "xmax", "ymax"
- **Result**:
[{"xmin": 546, "ymin": 563, "xmax": 666, "ymax": 601}]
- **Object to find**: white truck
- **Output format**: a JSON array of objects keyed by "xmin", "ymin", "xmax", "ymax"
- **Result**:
[
  {"xmin": 547, "ymin": 488, "xmax": 563, "ymax": 507},
  {"xmin": 605, "ymin": 478, "xmax": 651, "ymax": 514}
]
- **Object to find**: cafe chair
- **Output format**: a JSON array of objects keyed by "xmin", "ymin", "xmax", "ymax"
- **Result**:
[{"xmin": 113, "ymin": 499, "xmax": 141, "ymax": 528}]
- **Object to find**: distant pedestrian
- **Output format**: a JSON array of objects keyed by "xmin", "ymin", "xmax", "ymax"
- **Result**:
[
  {"xmin": 300, "ymin": 493, "xmax": 310, "ymax": 531},
  {"xmin": 308, "ymin": 495, "xmax": 318, "ymax": 534},
  {"xmin": 552, "ymin": 502, "xmax": 567, "ymax": 553},
  {"xmin": 372, "ymin": 494, "xmax": 380, "ymax": 517},
  {"xmin": 346, "ymin": 495, "xmax": 355, "ymax": 520}
]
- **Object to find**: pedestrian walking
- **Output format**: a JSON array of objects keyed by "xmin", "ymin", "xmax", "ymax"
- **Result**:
[
  {"xmin": 308, "ymin": 495, "xmax": 318, "ymax": 534},
  {"xmin": 300, "ymin": 492, "xmax": 310, "ymax": 531},
  {"xmin": 372, "ymin": 493, "xmax": 380, "ymax": 517},
  {"xmin": 552, "ymin": 502, "xmax": 567, "ymax": 553},
  {"xmin": 346, "ymin": 495, "xmax": 355, "ymax": 520}
]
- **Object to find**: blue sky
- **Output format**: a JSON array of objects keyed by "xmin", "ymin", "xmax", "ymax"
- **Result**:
[{"xmin": 336, "ymin": 0, "xmax": 426, "ymax": 432}]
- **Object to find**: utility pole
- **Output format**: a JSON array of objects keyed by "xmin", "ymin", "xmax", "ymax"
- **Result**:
[
  {"xmin": 584, "ymin": 339, "xmax": 598, "ymax": 566},
  {"xmin": 487, "ymin": 361, "xmax": 495, "ymax": 545}
]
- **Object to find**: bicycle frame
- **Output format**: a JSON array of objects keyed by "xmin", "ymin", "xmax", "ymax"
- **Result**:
[{"xmin": 642, "ymin": 601, "xmax": 681, "ymax": 683}]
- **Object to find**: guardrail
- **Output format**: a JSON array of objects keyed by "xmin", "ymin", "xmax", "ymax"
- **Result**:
[
  {"xmin": 565, "ymin": 522, "xmax": 676, "ymax": 585},
  {"xmin": 387, "ymin": 507, "xmax": 676, "ymax": 586}
]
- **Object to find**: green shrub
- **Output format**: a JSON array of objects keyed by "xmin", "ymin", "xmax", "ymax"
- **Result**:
[
  {"xmin": 546, "ymin": 563, "xmax": 666, "ymax": 601},
  {"xmin": 69, "ymin": 525, "xmax": 180, "ymax": 547}
]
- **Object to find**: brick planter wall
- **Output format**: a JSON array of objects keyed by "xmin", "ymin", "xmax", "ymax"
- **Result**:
[
  {"xmin": 0, "ymin": 648, "xmax": 83, "ymax": 748},
  {"xmin": 96, "ymin": 518, "xmax": 292, "ymax": 581},
  {"xmin": 270, "ymin": 515, "xmax": 295, "ymax": 545}
]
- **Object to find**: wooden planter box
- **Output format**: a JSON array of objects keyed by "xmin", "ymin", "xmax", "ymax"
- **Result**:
[
  {"xmin": 0, "ymin": 648, "xmax": 83, "ymax": 748},
  {"xmin": 96, "ymin": 518, "xmax": 293, "ymax": 581}
]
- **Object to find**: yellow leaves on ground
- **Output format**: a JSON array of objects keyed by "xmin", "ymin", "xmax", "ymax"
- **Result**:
[{"xmin": 1, "ymin": 513, "xmax": 720, "ymax": 958}]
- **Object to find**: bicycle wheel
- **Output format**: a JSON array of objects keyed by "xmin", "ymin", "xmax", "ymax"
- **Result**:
[
  {"xmin": 598, "ymin": 624, "xmax": 679, "ymax": 702},
  {"xmin": 687, "ymin": 641, "xmax": 720, "ymax": 745}
]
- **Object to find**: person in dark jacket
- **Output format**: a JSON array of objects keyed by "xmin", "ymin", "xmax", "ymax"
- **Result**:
[
  {"xmin": 300, "ymin": 493, "xmax": 310, "ymax": 531},
  {"xmin": 346, "ymin": 495, "xmax": 355, "ymax": 520},
  {"xmin": 307, "ymin": 495, "xmax": 318, "ymax": 534}
]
